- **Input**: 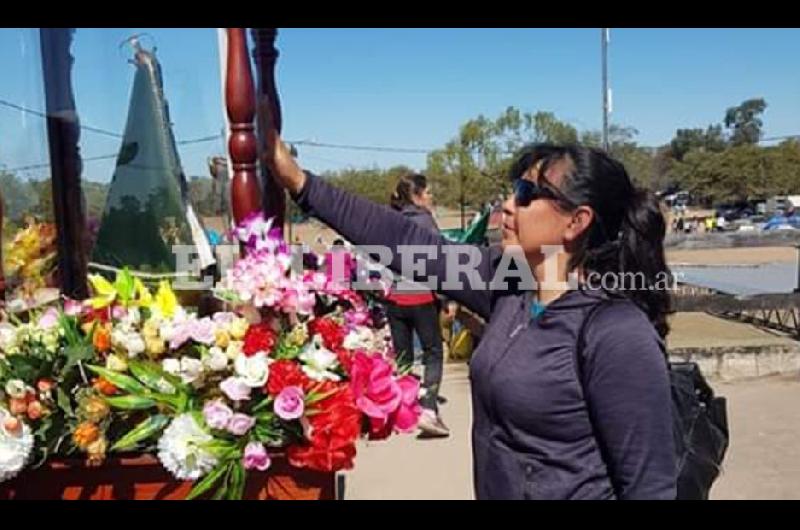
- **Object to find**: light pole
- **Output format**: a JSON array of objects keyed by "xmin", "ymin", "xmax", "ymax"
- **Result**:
[{"xmin": 601, "ymin": 28, "xmax": 610, "ymax": 152}]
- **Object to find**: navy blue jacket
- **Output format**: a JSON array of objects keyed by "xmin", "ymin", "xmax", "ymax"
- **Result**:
[{"xmin": 294, "ymin": 171, "xmax": 677, "ymax": 500}]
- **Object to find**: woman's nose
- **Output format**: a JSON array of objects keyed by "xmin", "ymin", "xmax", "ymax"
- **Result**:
[{"xmin": 502, "ymin": 194, "xmax": 515, "ymax": 216}]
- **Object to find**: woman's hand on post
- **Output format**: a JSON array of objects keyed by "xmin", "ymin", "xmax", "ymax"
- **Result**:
[{"xmin": 261, "ymin": 106, "xmax": 306, "ymax": 195}]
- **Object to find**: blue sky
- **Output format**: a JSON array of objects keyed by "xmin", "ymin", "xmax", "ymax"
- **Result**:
[{"xmin": 2, "ymin": 28, "xmax": 800, "ymax": 182}]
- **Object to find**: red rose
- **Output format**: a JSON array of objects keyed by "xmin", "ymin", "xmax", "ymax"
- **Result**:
[
  {"xmin": 308, "ymin": 318, "xmax": 345, "ymax": 351},
  {"xmin": 243, "ymin": 323, "xmax": 278, "ymax": 356},
  {"xmin": 287, "ymin": 383, "xmax": 362, "ymax": 472},
  {"xmin": 266, "ymin": 360, "xmax": 311, "ymax": 396},
  {"xmin": 335, "ymin": 348, "xmax": 353, "ymax": 375}
]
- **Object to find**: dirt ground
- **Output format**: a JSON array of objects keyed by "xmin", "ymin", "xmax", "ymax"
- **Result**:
[{"xmin": 343, "ymin": 365, "xmax": 800, "ymax": 500}]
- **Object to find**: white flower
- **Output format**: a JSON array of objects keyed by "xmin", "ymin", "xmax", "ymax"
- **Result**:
[
  {"xmin": 0, "ymin": 408, "xmax": 34, "ymax": 484},
  {"xmin": 121, "ymin": 307, "xmax": 142, "ymax": 327},
  {"xmin": 229, "ymin": 318, "xmax": 249, "ymax": 341},
  {"xmin": 158, "ymin": 322, "xmax": 176, "ymax": 342},
  {"xmin": 105, "ymin": 353, "xmax": 129, "ymax": 373},
  {"xmin": 203, "ymin": 347, "xmax": 228, "ymax": 372},
  {"xmin": 4, "ymin": 380, "xmax": 27, "ymax": 400},
  {"xmin": 234, "ymin": 351, "xmax": 270, "ymax": 388},
  {"xmin": 157, "ymin": 413, "xmax": 218, "ymax": 481},
  {"xmin": 162, "ymin": 357, "xmax": 205, "ymax": 386},
  {"xmin": 0, "ymin": 323, "xmax": 17, "ymax": 353},
  {"xmin": 112, "ymin": 327, "xmax": 146, "ymax": 358},
  {"xmin": 343, "ymin": 327, "xmax": 373, "ymax": 351},
  {"xmin": 299, "ymin": 337, "xmax": 340, "ymax": 382},
  {"xmin": 225, "ymin": 341, "xmax": 243, "ymax": 360}
]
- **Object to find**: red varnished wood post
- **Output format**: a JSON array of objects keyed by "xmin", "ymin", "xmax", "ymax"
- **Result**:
[
  {"xmin": 252, "ymin": 28, "xmax": 286, "ymax": 235},
  {"xmin": 226, "ymin": 28, "xmax": 262, "ymax": 226},
  {"xmin": 0, "ymin": 188, "xmax": 5, "ymax": 303}
]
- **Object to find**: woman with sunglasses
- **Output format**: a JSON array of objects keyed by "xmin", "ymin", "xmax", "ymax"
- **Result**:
[{"xmin": 262, "ymin": 129, "xmax": 676, "ymax": 500}]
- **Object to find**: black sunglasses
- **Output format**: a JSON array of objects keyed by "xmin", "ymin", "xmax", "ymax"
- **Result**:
[{"xmin": 513, "ymin": 178, "xmax": 577, "ymax": 209}]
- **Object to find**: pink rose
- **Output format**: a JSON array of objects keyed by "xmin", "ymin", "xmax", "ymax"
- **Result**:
[
  {"xmin": 350, "ymin": 351, "xmax": 402, "ymax": 421},
  {"xmin": 368, "ymin": 375, "xmax": 422, "ymax": 439},
  {"xmin": 392, "ymin": 375, "xmax": 422, "ymax": 432},
  {"xmin": 274, "ymin": 386, "xmax": 305, "ymax": 420},
  {"xmin": 37, "ymin": 307, "xmax": 60, "ymax": 330},
  {"xmin": 203, "ymin": 400, "xmax": 233, "ymax": 430},
  {"xmin": 344, "ymin": 309, "xmax": 371, "ymax": 328},
  {"xmin": 220, "ymin": 377, "xmax": 252, "ymax": 402},
  {"xmin": 63, "ymin": 298, "xmax": 86, "ymax": 317},
  {"xmin": 227, "ymin": 413, "xmax": 256, "ymax": 436},
  {"xmin": 243, "ymin": 441, "xmax": 271, "ymax": 471}
]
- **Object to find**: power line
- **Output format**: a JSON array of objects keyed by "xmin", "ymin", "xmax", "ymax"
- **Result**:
[
  {"xmin": 289, "ymin": 139, "xmax": 431, "ymax": 154},
  {"xmin": 0, "ymin": 97, "xmax": 222, "ymax": 148},
  {"xmin": 0, "ymin": 97, "xmax": 122, "ymax": 139}
]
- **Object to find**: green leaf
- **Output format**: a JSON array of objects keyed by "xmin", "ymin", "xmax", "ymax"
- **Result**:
[
  {"xmin": 227, "ymin": 461, "xmax": 246, "ymax": 500},
  {"xmin": 212, "ymin": 463, "xmax": 234, "ymax": 500},
  {"xmin": 251, "ymin": 396, "xmax": 274, "ymax": 414},
  {"xmin": 114, "ymin": 268, "xmax": 136, "ymax": 303},
  {"xmin": 6, "ymin": 354, "xmax": 43, "ymax": 381},
  {"xmin": 110, "ymin": 414, "xmax": 170, "ymax": 451},
  {"xmin": 305, "ymin": 386, "xmax": 339, "ymax": 404},
  {"xmin": 200, "ymin": 440, "xmax": 239, "ymax": 459},
  {"xmin": 104, "ymin": 395, "xmax": 158, "ymax": 410},
  {"xmin": 186, "ymin": 463, "xmax": 228, "ymax": 500},
  {"xmin": 62, "ymin": 345, "xmax": 96, "ymax": 375},
  {"xmin": 86, "ymin": 365, "xmax": 149, "ymax": 395},
  {"xmin": 56, "ymin": 387, "xmax": 74, "ymax": 417},
  {"xmin": 127, "ymin": 359, "xmax": 186, "ymax": 394}
]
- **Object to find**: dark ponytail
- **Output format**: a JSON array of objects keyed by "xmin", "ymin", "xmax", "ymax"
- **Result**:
[
  {"xmin": 511, "ymin": 144, "xmax": 673, "ymax": 337},
  {"xmin": 390, "ymin": 173, "xmax": 428, "ymax": 211},
  {"xmin": 616, "ymin": 188, "xmax": 672, "ymax": 337}
]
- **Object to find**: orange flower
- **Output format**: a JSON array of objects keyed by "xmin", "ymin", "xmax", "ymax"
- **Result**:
[
  {"xmin": 2, "ymin": 416, "xmax": 21, "ymax": 435},
  {"xmin": 86, "ymin": 437, "xmax": 108, "ymax": 467},
  {"xmin": 27, "ymin": 400, "xmax": 44, "ymax": 420},
  {"xmin": 80, "ymin": 396, "xmax": 110, "ymax": 423},
  {"xmin": 72, "ymin": 422, "xmax": 100, "ymax": 449},
  {"xmin": 9, "ymin": 398, "xmax": 28, "ymax": 415},
  {"xmin": 36, "ymin": 379, "xmax": 55, "ymax": 393},
  {"xmin": 92, "ymin": 377, "xmax": 118, "ymax": 396},
  {"xmin": 93, "ymin": 325, "xmax": 112, "ymax": 353}
]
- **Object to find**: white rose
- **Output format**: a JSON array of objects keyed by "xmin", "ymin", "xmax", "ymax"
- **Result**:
[
  {"xmin": 299, "ymin": 338, "xmax": 340, "ymax": 382},
  {"xmin": 225, "ymin": 341, "xmax": 243, "ymax": 360},
  {"xmin": 229, "ymin": 318, "xmax": 249, "ymax": 340},
  {"xmin": 159, "ymin": 322, "xmax": 176, "ymax": 342},
  {"xmin": 0, "ymin": 324, "xmax": 16, "ymax": 352},
  {"xmin": 343, "ymin": 327, "xmax": 373, "ymax": 351},
  {"xmin": 122, "ymin": 308, "xmax": 142, "ymax": 327},
  {"xmin": 105, "ymin": 353, "xmax": 129, "ymax": 372},
  {"xmin": 234, "ymin": 351, "xmax": 270, "ymax": 388},
  {"xmin": 124, "ymin": 333, "xmax": 146, "ymax": 358},
  {"xmin": 162, "ymin": 358, "xmax": 181, "ymax": 376},
  {"xmin": 203, "ymin": 347, "xmax": 228, "ymax": 372},
  {"xmin": 4, "ymin": 380, "xmax": 27, "ymax": 400},
  {"xmin": 179, "ymin": 357, "xmax": 204, "ymax": 386}
]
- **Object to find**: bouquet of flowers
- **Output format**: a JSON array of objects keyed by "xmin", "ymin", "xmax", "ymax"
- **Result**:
[
  {"xmin": 0, "ymin": 214, "xmax": 419, "ymax": 499},
  {"xmin": 2, "ymin": 218, "xmax": 58, "ymax": 308}
]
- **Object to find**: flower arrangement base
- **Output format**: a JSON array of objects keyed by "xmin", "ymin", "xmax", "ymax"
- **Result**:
[{"xmin": 0, "ymin": 454, "xmax": 338, "ymax": 500}]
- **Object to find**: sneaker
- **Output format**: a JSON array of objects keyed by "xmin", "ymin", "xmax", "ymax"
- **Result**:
[{"xmin": 417, "ymin": 409, "xmax": 450, "ymax": 438}]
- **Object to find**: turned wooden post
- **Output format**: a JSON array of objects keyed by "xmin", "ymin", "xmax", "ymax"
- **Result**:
[
  {"xmin": 225, "ymin": 28, "xmax": 262, "ymax": 226},
  {"xmin": 252, "ymin": 28, "xmax": 286, "ymax": 235},
  {"xmin": 0, "ymin": 188, "xmax": 5, "ymax": 303},
  {"xmin": 40, "ymin": 28, "xmax": 88, "ymax": 300}
]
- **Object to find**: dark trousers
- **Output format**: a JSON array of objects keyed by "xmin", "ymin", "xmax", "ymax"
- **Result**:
[{"xmin": 387, "ymin": 301, "xmax": 444, "ymax": 412}]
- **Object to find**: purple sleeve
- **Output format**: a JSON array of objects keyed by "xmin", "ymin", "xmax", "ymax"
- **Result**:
[
  {"xmin": 293, "ymin": 171, "xmax": 495, "ymax": 319},
  {"xmin": 582, "ymin": 304, "xmax": 677, "ymax": 500}
]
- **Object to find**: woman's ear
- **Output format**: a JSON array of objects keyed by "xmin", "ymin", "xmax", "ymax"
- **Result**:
[{"xmin": 564, "ymin": 206, "xmax": 595, "ymax": 244}]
